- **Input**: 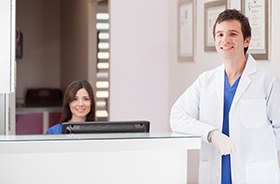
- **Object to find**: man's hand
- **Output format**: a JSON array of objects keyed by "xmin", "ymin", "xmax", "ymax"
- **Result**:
[{"xmin": 210, "ymin": 130, "xmax": 236, "ymax": 155}]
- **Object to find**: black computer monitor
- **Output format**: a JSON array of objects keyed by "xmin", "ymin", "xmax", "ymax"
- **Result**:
[{"xmin": 61, "ymin": 120, "xmax": 150, "ymax": 134}]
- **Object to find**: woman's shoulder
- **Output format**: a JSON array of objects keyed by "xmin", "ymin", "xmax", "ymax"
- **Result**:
[{"xmin": 46, "ymin": 123, "xmax": 62, "ymax": 134}]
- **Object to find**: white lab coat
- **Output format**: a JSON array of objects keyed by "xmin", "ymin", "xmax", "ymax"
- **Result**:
[{"xmin": 170, "ymin": 55, "xmax": 280, "ymax": 184}]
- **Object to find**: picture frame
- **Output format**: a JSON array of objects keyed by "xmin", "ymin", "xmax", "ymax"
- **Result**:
[
  {"xmin": 204, "ymin": 0, "xmax": 227, "ymax": 52},
  {"xmin": 241, "ymin": 0, "xmax": 270, "ymax": 60},
  {"xmin": 177, "ymin": 0, "xmax": 195, "ymax": 62}
]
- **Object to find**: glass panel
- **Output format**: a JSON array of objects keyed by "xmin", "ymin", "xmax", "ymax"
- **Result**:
[
  {"xmin": 97, "ymin": 52, "xmax": 110, "ymax": 59},
  {"xmin": 97, "ymin": 62, "xmax": 109, "ymax": 69},
  {"xmin": 96, "ymin": 81, "xmax": 109, "ymax": 88},
  {"xmin": 96, "ymin": 91, "xmax": 109, "ymax": 98},
  {"xmin": 98, "ymin": 32, "xmax": 110, "ymax": 39},
  {"xmin": 96, "ymin": 23, "xmax": 109, "ymax": 30},
  {"xmin": 97, "ymin": 72, "xmax": 109, "ymax": 78},
  {"xmin": 0, "ymin": 132, "xmax": 199, "ymax": 142},
  {"xmin": 96, "ymin": 110, "xmax": 108, "ymax": 117},
  {"xmin": 98, "ymin": 42, "xmax": 109, "ymax": 49},
  {"xmin": 96, "ymin": 101, "xmax": 106, "ymax": 108},
  {"xmin": 96, "ymin": 13, "xmax": 110, "ymax": 20}
]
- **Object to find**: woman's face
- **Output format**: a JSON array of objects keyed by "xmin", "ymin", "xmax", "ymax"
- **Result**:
[{"xmin": 69, "ymin": 88, "xmax": 91, "ymax": 122}]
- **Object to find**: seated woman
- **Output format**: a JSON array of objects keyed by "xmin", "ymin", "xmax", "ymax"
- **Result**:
[{"xmin": 46, "ymin": 80, "xmax": 96, "ymax": 134}]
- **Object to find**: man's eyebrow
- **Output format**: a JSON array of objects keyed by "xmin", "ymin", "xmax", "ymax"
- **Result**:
[
  {"xmin": 215, "ymin": 30, "xmax": 240, "ymax": 34},
  {"xmin": 228, "ymin": 29, "xmax": 240, "ymax": 33}
]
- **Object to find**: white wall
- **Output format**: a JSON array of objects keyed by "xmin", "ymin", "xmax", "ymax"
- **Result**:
[{"xmin": 110, "ymin": 0, "xmax": 170, "ymax": 132}]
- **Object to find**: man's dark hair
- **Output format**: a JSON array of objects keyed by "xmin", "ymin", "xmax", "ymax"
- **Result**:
[{"xmin": 212, "ymin": 9, "xmax": 251, "ymax": 54}]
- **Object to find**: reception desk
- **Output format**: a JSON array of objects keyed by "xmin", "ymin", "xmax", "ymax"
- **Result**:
[{"xmin": 0, "ymin": 133, "xmax": 200, "ymax": 184}]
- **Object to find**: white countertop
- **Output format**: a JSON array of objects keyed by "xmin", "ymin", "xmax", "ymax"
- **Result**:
[{"xmin": 0, "ymin": 132, "xmax": 199, "ymax": 142}]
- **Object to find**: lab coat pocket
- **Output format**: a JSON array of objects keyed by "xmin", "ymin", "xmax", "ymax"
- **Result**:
[
  {"xmin": 239, "ymin": 99, "xmax": 267, "ymax": 128},
  {"xmin": 199, "ymin": 161, "xmax": 210, "ymax": 184},
  {"xmin": 246, "ymin": 160, "xmax": 280, "ymax": 184}
]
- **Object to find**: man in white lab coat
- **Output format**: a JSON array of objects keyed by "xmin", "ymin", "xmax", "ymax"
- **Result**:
[{"xmin": 170, "ymin": 9, "xmax": 280, "ymax": 184}]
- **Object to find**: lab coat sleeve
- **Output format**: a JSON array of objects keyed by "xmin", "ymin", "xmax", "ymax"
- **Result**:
[
  {"xmin": 267, "ymin": 76, "xmax": 280, "ymax": 150},
  {"xmin": 170, "ymin": 76, "xmax": 217, "ymax": 142}
]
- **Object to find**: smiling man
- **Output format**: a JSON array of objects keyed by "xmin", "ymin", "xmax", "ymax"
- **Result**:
[{"xmin": 170, "ymin": 9, "xmax": 280, "ymax": 184}]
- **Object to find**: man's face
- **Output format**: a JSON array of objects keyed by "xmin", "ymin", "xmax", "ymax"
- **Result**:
[{"xmin": 214, "ymin": 20, "xmax": 250, "ymax": 60}]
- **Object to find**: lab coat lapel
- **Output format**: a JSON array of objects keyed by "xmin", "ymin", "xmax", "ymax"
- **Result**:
[
  {"xmin": 215, "ymin": 64, "xmax": 225, "ymax": 111},
  {"xmin": 231, "ymin": 55, "xmax": 256, "ymax": 109}
]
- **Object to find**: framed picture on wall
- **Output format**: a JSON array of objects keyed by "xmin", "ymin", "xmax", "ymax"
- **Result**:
[
  {"xmin": 178, "ymin": 0, "xmax": 195, "ymax": 62},
  {"xmin": 241, "ymin": 0, "xmax": 270, "ymax": 60},
  {"xmin": 204, "ymin": 0, "xmax": 227, "ymax": 52}
]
